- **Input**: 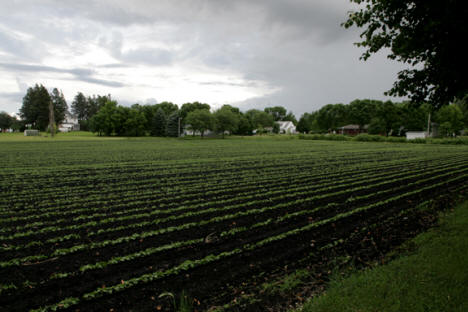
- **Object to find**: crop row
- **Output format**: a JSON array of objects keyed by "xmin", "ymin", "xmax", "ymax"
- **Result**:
[
  {"xmin": 0, "ymin": 155, "xmax": 452, "ymax": 237},
  {"xmin": 2, "ymin": 165, "xmax": 466, "ymax": 271},
  {"xmin": 25, "ymin": 173, "xmax": 467, "ymax": 312},
  {"xmin": 1, "ymin": 159, "xmax": 465, "ymax": 255},
  {"xmin": 1, "ymin": 151, "xmax": 438, "ymax": 210}
]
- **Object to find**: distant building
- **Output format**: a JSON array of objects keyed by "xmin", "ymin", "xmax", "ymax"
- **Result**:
[
  {"xmin": 182, "ymin": 125, "xmax": 213, "ymax": 137},
  {"xmin": 339, "ymin": 124, "xmax": 367, "ymax": 136},
  {"xmin": 59, "ymin": 113, "xmax": 80, "ymax": 132},
  {"xmin": 406, "ymin": 131, "xmax": 427, "ymax": 140},
  {"xmin": 277, "ymin": 121, "xmax": 296, "ymax": 134}
]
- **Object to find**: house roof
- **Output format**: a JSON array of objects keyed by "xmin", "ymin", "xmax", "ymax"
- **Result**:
[
  {"xmin": 340, "ymin": 124, "xmax": 360, "ymax": 130},
  {"xmin": 277, "ymin": 121, "xmax": 295, "ymax": 130}
]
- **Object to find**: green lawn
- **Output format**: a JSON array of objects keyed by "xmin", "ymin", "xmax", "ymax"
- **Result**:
[{"xmin": 298, "ymin": 200, "xmax": 468, "ymax": 312}]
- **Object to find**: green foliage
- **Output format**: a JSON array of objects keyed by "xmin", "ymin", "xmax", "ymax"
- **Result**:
[
  {"xmin": 122, "ymin": 107, "xmax": 147, "ymax": 137},
  {"xmin": 453, "ymin": 95, "xmax": 468, "ymax": 129},
  {"xmin": 245, "ymin": 109, "xmax": 274, "ymax": 130},
  {"xmin": 353, "ymin": 134, "xmax": 386, "ymax": 142},
  {"xmin": 71, "ymin": 92, "xmax": 88, "ymax": 121},
  {"xmin": 151, "ymin": 108, "xmax": 167, "ymax": 137},
  {"xmin": 1, "ymin": 136, "xmax": 467, "ymax": 311},
  {"xmin": 214, "ymin": 106, "xmax": 240, "ymax": 138},
  {"xmin": 264, "ymin": 106, "xmax": 287, "ymax": 121},
  {"xmin": 343, "ymin": 0, "xmax": 468, "ymax": 108},
  {"xmin": 0, "ymin": 112, "xmax": 14, "ymax": 130},
  {"xmin": 299, "ymin": 201, "xmax": 468, "ymax": 312},
  {"xmin": 235, "ymin": 114, "xmax": 253, "ymax": 135},
  {"xmin": 298, "ymin": 99, "xmax": 431, "ymax": 135},
  {"xmin": 88, "ymin": 101, "xmax": 147, "ymax": 136},
  {"xmin": 272, "ymin": 122, "xmax": 280, "ymax": 134},
  {"xmin": 87, "ymin": 95, "xmax": 109, "ymax": 119},
  {"xmin": 166, "ymin": 111, "xmax": 180, "ymax": 137},
  {"xmin": 434, "ymin": 104, "xmax": 464, "ymax": 136},
  {"xmin": 296, "ymin": 112, "xmax": 318, "ymax": 133},
  {"xmin": 298, "ymin": 134, "xmax": 350, "ymax": 141},
  {"xmin": 185, "ymin": 109, "xmax": 214, "ymax": 137},
  {"xmin": 50, "ymin": 88, "xmax": 68, "ymax": 126},
  {"xmin": 180, "ymin": 102, "xmax": 210, "ymax": 125},
  {"xmin": 20, "ymin": 84, "xmax": 51, "ymax": 131},
  {"xmin": 367, "ymin": 117, "xmax": 386, "ymax": 135},
  {"xmin": 88, "ymin": 101, "xmax": 119, "ymax": 136},
  {"xmin": 347, "ymin": 99, "xmax": 378, "ymax": 128},
  {"xmin": 155, "ymin": 101, "xmax": 179, "ymax": 117}
]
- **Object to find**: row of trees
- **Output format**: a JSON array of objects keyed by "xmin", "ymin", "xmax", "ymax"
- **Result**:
[
  {"xmin": 12, "ymin": 84, "xmax": 300, "ymax": 137},
  {"xmin": 9, "ymin": 83, "xmax": 467, "ymax": 137},
  {"xmin": 19, "ymin": 84, "xmax": 67, "ymax": 131},
  {"xmin": 88, "ymin": 101, "xmax": 297, "ymax": 137},
  {"xmin": 70, "ymin": 93, "xmax": 111, "ymax": 131},
  {"xmin": 296, "ymin": 98, "xmax": 468, "ymax": 136}
]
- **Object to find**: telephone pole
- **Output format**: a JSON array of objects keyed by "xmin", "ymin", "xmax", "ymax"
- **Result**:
[{"xmin": 49, "ymin": 100, "xmax": 55, "ymax": 137}]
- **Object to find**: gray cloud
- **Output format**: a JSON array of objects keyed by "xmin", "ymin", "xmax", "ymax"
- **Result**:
[
  {"xmin": 0, "ymin": 0, "xmax": 405, "ymax": 115},
  {"xmin": 0, "ymin": 63, "xmax": 125, "ymax": 88}
]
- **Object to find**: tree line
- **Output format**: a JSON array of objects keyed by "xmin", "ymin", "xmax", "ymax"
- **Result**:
[
  {"xmin": 296, "ymin": 98, "xmax": 468, "ymax": 137},
  {"xmin": 5, "ymin": 84, "xmax": 298, "ymax": 137},
  {"xmin": 2, "ymin": 84, "xmax": 466, "ymax": 137},
  {"xmin": 87, "ymin": 101, "xmax": 297, "ymax": 137}
]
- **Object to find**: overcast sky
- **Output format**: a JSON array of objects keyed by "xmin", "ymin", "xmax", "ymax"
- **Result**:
[{"xmin": 0, "ymin": 0, "xmax": 406, "ymax": 117}]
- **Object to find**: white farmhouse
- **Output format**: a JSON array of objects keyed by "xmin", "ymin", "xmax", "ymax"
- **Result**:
[
  {"xmin": 59, "ymin": 113, "xmax": 80, "ymax": 132},
  {"xmin": 182, "ymin": 125, "xmax": 213, "ymax": 137},
  {"xmin": 277, "ymin": 121, "xmax": 296, "ymax": 134}
]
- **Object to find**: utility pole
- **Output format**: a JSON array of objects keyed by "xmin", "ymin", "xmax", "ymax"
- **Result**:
[
  {"xmin": 49, "ymin": 100, "xmax": 55, "ymax": 137},
  {"xmin": 178, "ymin": 117, "xmax": 181, "ymax": 137},
  {"xmin": 427, "ymin": 112, "xmax": 431, "ymax": 138}
]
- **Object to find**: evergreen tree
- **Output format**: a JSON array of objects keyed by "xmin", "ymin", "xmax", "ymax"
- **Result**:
[
  {"xmin": 20, "ymin": 84, "xmax": 51, "ymax": 130},
  {"xmin": 166, "ymin": 111, "xmax": 180, "ymax": 137},
  {"xmin": 50, "ymin": 88, "xmax": 68, "ymax": 125},
  {"xmin": 151, "ymin": 108, "xmax": 167, "ymax": 136},
  {"xmin": 71, "ymin": 92, "xmax": 88, "ymax": 121}
]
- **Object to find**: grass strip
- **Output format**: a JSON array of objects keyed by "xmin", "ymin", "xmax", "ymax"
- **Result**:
[{"xmin": 297, "ymin": 200, "xmax": 468, "ymax": 312}]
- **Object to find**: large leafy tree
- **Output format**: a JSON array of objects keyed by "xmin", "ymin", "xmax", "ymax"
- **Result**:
[
  {"xmin": 264, "ymin": 106, "xmax": 287, "ymax": 121},
  {"xmin": 435, "ymin": 104, "xmax": 464, "ymax": 136},
  {"xmin": 347, "ymin": 99, "xmax": 378, "ymax": 128},
  {"xmin": 122, "ymin": 107, "xmax": 147, "ymax": 137},
  {"xmin": 180, "ymin": 102, "xmax": 210, "ymax": 124},
  {"xmin": 50, "ymin": 88, "xmax": 68, "ymax": 126},
  {"xmin": 398, "ymin": 102, "xmax": 429, "ymax": 132},
  {"xmin": 185, "ymin": 109, "xmax": 214, "ymax": 138},
  {"xmin": 20, "ymin": 84, "xmax": 51, "ymax": 130},
  {"xmin": 296, "ymin": 112, "xmax": 317, "ymax": 133},
  {"xmin": 453, "ymin": 95, "xmax": 468, "ymax": 129},
  {"xmin": 0, "ymin": 112, "xmax": 13, "ymax": 131},
  {"xmin": 155, "ymin": 101, "xmax": 179, "ymax": 116},
  {"xmin": 87, "ymin": 95, "xmax": 110, "ymax": 119},
  {"xmin": 343, "ymin": 0, "xmax": 468, "ymax": 108},
  {"xmin": 89, "ymin": 100, "xmax": 119, "ymax": 136},
  {"xmin": 245, "ymin": 109, "xmax": 274, "ymax": 131},
  {"xmin": 214, "ymin": 105, "xmax": 240, "ymax": 138},
  {"xmin": 315, "ymin": 104, "xmax": 350, "ymax": 131}
]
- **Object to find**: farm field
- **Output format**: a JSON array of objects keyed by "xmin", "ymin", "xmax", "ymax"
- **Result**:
[{"xmin": 0, "ymin": 135, "xmax": 467, "ymax": 311}]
